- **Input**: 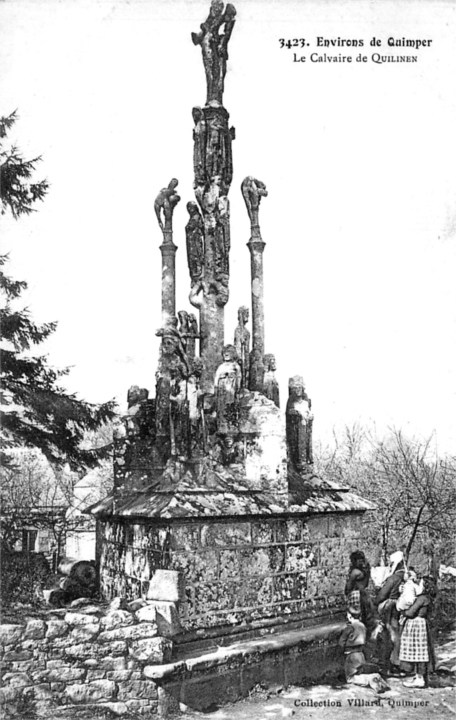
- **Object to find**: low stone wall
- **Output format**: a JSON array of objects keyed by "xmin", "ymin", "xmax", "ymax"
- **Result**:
[
  {"xmin": 99, "ymin": 512, "xmax": 364, "ymax": 635},
  {"xmin": 0, "ymin": 600, "xmax": 346, "ymax": 717},
  {"xmin": 0, "ymin": 596, "xmax": 178, "ymax": 717}
]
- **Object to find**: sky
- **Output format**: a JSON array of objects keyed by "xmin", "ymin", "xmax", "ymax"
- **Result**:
[{"xmin": 1, "ymin": 0, "xmax": 455, "ymax": 454}]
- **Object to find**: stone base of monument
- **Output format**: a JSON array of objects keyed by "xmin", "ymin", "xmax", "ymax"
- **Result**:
[
  {"xmin": 88, "ymin": 482, "xmax": 372, "ymax": 715},
  {"xmin": 145, "ymin": 620, "xmax": 344, "ymax": 714}
]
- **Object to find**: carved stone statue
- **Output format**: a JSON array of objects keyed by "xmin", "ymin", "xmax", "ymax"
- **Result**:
[
  {"xmin": 286, "ymin": 375, "xmax": 313, "ymax": 471},
  {"xmin": 123, "ymin": 385, "xmax": 155, "ymax": 437},
  {"xmin": 263, "ymin": 354, "xmax": 280, "ymax": 407},
  {"xmin": 186, "ymin": 201, "xmax": 204, "ymax": 284},
  {"xmin": 192, "ymin": 0, "xmax": 237, "ymax": 106},
  {"xmin": 155, "ymin": 320, "xmax": 189, "ymax": 439},
  {"xmin": 154, "ymin": 178, "xmax": 181, "ymax": 234},
  {"xmin": 234, "ymin": 306, "xmax": 250, "ymax": 389},
  {"xmin": 169, "ymin": 365, "xmax": 190, "ymax": 459},
  {"xmin": 241, "ymin": 176, "xmax": 268, "ymax": 228},
  {"xmin": 177, "ymin": 310, "xmax": 190, "ymax": 353},
  {"xmin": 187, "ymin": 314, "xmax": 199, "ymax": 361},
  {"xmin": 192, "ymin": 108, "xmax": 207, "ymax": 186},
  {"xmin": 212, "ymin": 434, "xmax": 245, "ymax": 466},
  {"xmin": 214, "ymin": 344, "xmax": 241, "ymax": 434},
  {"xmin": 188, "ymin": 357, "xmax": 206, "ymax": 455}
]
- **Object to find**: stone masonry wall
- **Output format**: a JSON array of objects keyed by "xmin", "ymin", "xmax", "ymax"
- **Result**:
[
  {"xmin": 99, "ymin": 512, "xmax": 365, "ymax": 635},
  {"xmin": 0, "ymin": 597, "xmax": 179, "ymax": 718}
]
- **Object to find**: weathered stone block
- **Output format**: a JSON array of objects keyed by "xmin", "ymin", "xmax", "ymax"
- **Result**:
[
  {"xmin": 146, "ymin": 569, "xmax": 184, "ymax": 602},
  {"xmin": 273, "ymin": 574, "xmax": 297, "ymax": 602},
  {"xmin": 46, "ymin": 620, "xmax": 69, "ymax": 639},
  {"xmin": 285, "ymin": 545, "xmax": 315, "ymax": 572},
  {"xmin": 100, "ymin": 609, "xmax": 134, "ymax": 630},
  {"xmin": 31, "ymin": 683, "xmax": 52, "ymax": 700},
  {"xmin": 219, "ymin": 549, "xmax": 242, "ymax": 581},
  {"xmin": 64, "ymin": 642, "xmax": 96, "ymax": 658},
  {"xmin": 241, "ymin": 576, "xmax": 273, "ymax": 607},
  {"xmin": 99, "ymin": 655, "xmax": 127, "ymax": 670},
  {"xmin": 169, "ymin": 551, "xmax": 218, "ymax": 583},
  {"xmin": 127, "ymin": 599, "xmax": 147, "ymax": 612},
  {"xmin": 106, "ymin": 670, "xmax": 134, "ymax": 682},
  {"xmin": 0, "ymin": 625, "xmax": 24, "ymax": 647},
  {"xmin": 136, "ymin": 601, "xmax": 180, "ymax": 636},
  {"xmin": 1, "ymin": 672, "xmax": 31, "ymax": 687},
  {"xmin": 0, "ymin": 685, "xmax": 24, "ymax": 703},
  {"xmin": 170, "ymin": 524, "xmax": 200, "ymax": 550},
  {"xmin": 70, "ymin": 623, "xmax": 100, "ymax": 642},
  {"xmin": 251, "ymin": 521, "xmax": 274, "ymax": 545},
  {"xmin": 47, "ymin": 667, "xmax": 86, "ymax": 683},
  {"xmin": 98, "ymin": 622, "xmax": 158, "ymax": 643},
  {"xmin": 24, "ymin": 619, "xmax": 46, "ymax": 640},
  {"xmin": 128, "ymin": 636, "xmax": 172, "ymax": 663},
  {"xmin": 9, "ymin": 660, "xmax": 34, "ymax": 673},
  {"xmin": 86, "ymin": 669, "xmax": 107, "ymax": 681},
  {"xmin": 97, "ymin": 640, "xmax": 127, "ymax": 657},
  {"xmin": 307, "ymin": 517, "xmax": 329, "ymax": 538},
  {"xmin": 66, "ymin": 679, "xmax": 116, "ymax": 703},
  {"xmin": 275, "ymin": 521, "xmax": 288, "ymax": 542},
  {"xmin": 2, "ymin": 650, "xmax": 32, "ymax": 662},
  {"xmin": 117, "ymin": 680, "xmax": 158, "ymax": 700},
  {"xmin": 241, "ymin": 547, "xmax": 272, "ymax": 576},
  {"xmin": 200, "ymin": 522, "xmax": 251, "ymax": 547},
  {"xmin": 105, "ymin": 701, "xmax": 129, "ymax": 716},
  {"xmin": 64, "ymin": 612, "xmax": 99, "ymax": 626}
]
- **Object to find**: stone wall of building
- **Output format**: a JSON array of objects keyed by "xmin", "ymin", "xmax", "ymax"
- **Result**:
[{"xmin": 99, "ymin": 512, "xmax": 364, "ymax": 635}]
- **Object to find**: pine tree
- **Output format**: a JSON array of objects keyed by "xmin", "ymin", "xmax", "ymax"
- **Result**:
[{"xmin": 1, "ymin": 111, "xmax": 116, "ymax": 470}]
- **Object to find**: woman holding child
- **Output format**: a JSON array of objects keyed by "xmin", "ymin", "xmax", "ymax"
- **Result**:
[{"xmin": 376, "ymin": 550, "xmax": 407, "ymax": 675}]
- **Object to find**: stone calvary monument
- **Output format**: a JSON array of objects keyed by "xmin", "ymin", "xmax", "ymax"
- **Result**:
[{"xmin": 90, "ymin": 1, "xmax": 372, "ymax": 712}]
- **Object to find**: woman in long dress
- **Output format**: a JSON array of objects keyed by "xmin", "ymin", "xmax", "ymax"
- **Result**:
[{"xmin": 399, "ymin": 576, "xmax": 436, "ymax": 688}]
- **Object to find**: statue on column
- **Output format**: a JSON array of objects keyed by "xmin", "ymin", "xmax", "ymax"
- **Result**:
[
  {"xmin": 191, "ymin": 1, "xmax": 237, "ymax": 106},
  {"xmin": 286, "ymin": 375, "xmax": 314, "ymax": 471},
  {"xmin": 192, "ymin": 108, "xmax": 207, "ymax": 186},
  {"xmin": 234, "ymin": 306, "xmax": 250, "ymax": 389},
  {"xmin": 169, "ymin": 365, "xmax": 190, "ymax": 459},
  {"xmin": 241, "ymin": 176, "xmax": 268, "ymax": 230},
  {"xmin": 187, "ymin": 314, "xmax": 199, "ymax": 361},
  {"xmin": 214, "ymin": 344, "xmax": 241, "ymax": 434},
  {"xmin": 186, "ymin": 202, "xmax": 205, "ymax": 308},
  {"xmin": 125, "ymin": 386, "xmax": 150, "ymax": 437},
  {"xmin": 155, "ymin": 320, "xmax": 189, "ymax": 440},
  {"xmin": 263, "ymin": 354, "xmax": 280, "ymax": 407},
  {"xmin": 187, "ymin": 357, "xmax": 206, "ymax": 456},
  {"xmin": 154, "ymin": 179, "xmax": 181, "ymax": 235}
]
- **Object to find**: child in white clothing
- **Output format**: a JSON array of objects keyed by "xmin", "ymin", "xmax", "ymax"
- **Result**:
[{"xmin": 396, "ymin": 570, "xmax": 423, "ymax": 613}]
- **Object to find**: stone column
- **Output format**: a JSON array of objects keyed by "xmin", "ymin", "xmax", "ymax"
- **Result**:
[
  {"xmin": 247, "ymin": 234, "xmax": 266, "ymax": 391},
  {"xmin": 154, "ymin": 179, "xmax": 181, "ymax": 327},
  {"xmin": 160, "ymin": 235, "xmax": 177, "ymax": 327},
  {"xmin": 241, "ymin": 176, "xmax": 268, "ymax": 391},
  {"xmin": 190, "ymin": 4, "xmax": 237, "ymax": 392}
]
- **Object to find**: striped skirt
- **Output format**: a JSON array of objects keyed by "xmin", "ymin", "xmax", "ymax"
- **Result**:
[{"xmin": 399, "ymin": 617, "xmax": 429, "ymax": 663}]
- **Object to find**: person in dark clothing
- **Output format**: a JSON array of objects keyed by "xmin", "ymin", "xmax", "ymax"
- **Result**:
[
  {"xmin": 376, "ymin": 550, "xmax": 407, "ymax": 675},
  {"xmin": 338, "ymin": 607, "xmax": 390, "ymax": 693},
  {"xmin": 345, "ymin": 550, "xmax": 376, "ymax": 633},
  {"xmin": 400, "ymin": 576, "xmax": 436, "ymax": 688},
  {"xmin": 339, "ymin": 606, "xmax": 367, "ymax": 680}
]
